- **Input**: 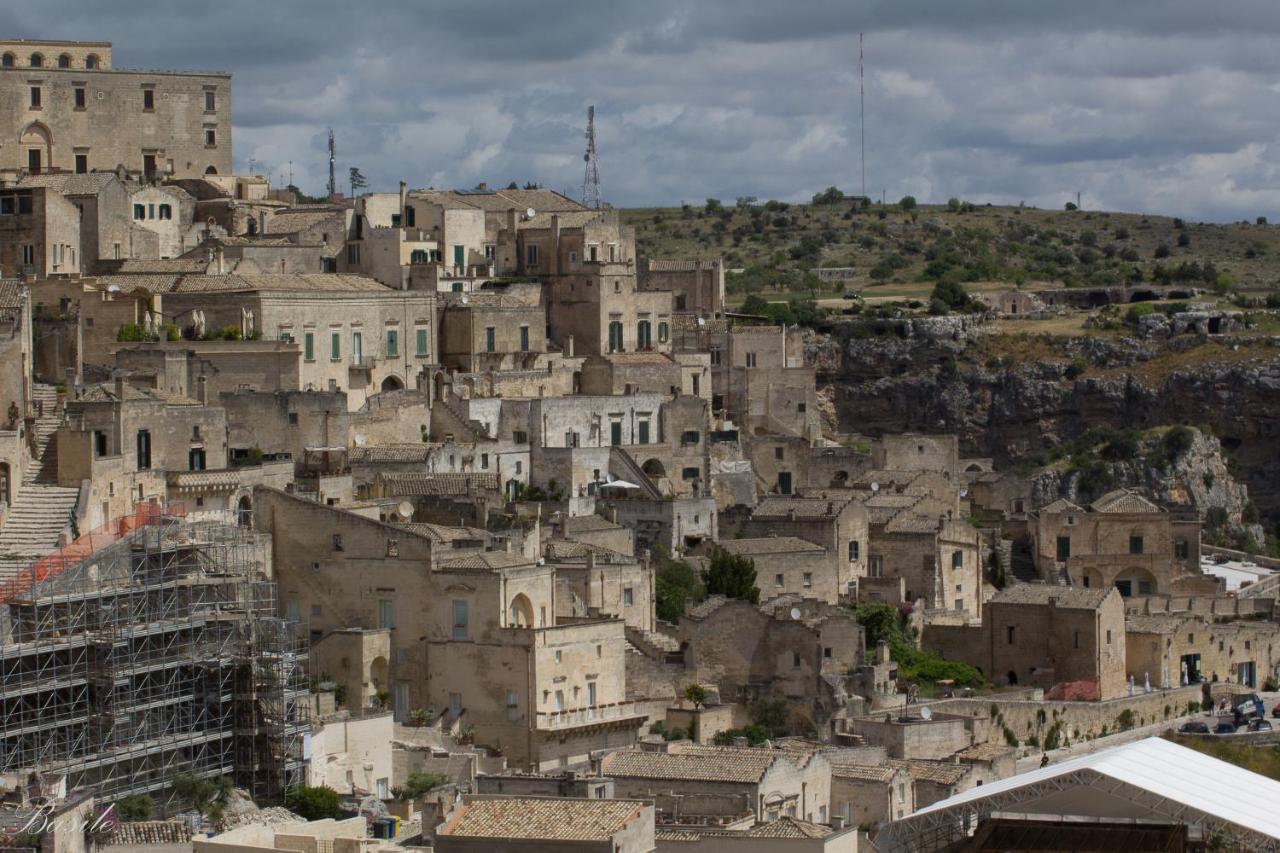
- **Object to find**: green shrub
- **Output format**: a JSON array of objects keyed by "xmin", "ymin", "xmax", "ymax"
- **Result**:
[
  {"xmin": 116, "ymin": 323, "xmax": 147, "ymax": 342},
  {"xmin": 285, "ymin": 785, "xmax": 342, "ymax": 820},
  {"xmin": 1116, "ymin": 709, "xmax": 1136, "ymax": 731},
  {"xmin": 712, "ymin": 725, "xmax": 771, "ymax": 747},
  {"xmin": 1064, "ymin": 356, "xmax": 1088, "ymax": 379},
  {"xmin": 1003, "ymin": 726, "xmax": 1018, "ymax": 747},
  {"xmin": 1125, "ymin": 303, "xmax": 1156, "ymax": 325}
]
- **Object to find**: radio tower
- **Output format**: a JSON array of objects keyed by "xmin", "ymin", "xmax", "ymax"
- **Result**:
[
  {"xmin": 859, "ymin": 33, "xmax": 866, "ymax": 198},
  {"xmin": 327, "ymin": 127, "xmax": 337, "ymax": 199},
  {"xmin": 581, "ymin": 105, "xmax": 601, "ymax": 209}
]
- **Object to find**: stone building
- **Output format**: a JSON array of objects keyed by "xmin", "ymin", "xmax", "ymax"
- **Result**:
[
  {"xmin": 676, "ymin": 596, "xmax": 865, "ymax": 731},
  {"xmin": 255, "ymin": 488, "xmax": 645, "ymax": 770},
  {"xmin": 602, "ymin": 743, "xmax": 832, "ymax": 825},
  {"xmin": 923, "ymin": 585, "xmax": 1128, "ymax": 699},
  {"xmin": 637, "ymin": 258, "xmax": 725, "ymax": 316},
  {"xmin": 865, "ymin": 503, "xmax": 983, "ymax": 618},
  {"xmin": 438, "ymin": 282, "xmax": 546, "ymax": 372},
  {"xmin": 713, "ymin": 537, "xmax": 839, "ymax": 605},
  {"xmin": 1030, "ymin": 489, "xmax": 1205, "ymax": 595},
  {"xmin": 435, "ymin": 797, "xmax": 656, "ymax": 853},
  {"xmin": 738, "ymin": 497, "xmax": 869, "ymax": 600},
  {"xmin": 829, "ymin": 761, "xmax": 913, "ymax": 827},
  {"xmin": 1125, "ymin": 613, "xmax": 1280, "ymax": 689},
  {"xmin": 0, "ymin": 184, "xmax": 80, "ymax": 277},
  {"xmin": 0, "ymin": 40, "xmax": 231, "ymax": 179}
]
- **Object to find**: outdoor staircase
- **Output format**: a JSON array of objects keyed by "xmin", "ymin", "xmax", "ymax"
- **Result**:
[
  {"xmin": 0, "ymin": 383, "xmax": 79, "ymax": 582},
  {"xmin": 626, "ymin": 625, "xmax": 682, "ymax": 663},
  {"xmin": 608, "ymin": 446, "xmax": 664, "ymax": 498},
  {"xmin": 1009, "ymin": 540, "xmax": 1040, "ymax": 584}
]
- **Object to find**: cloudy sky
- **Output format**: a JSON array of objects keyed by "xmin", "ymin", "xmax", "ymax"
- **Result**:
[{"xmin": 7, "ymin": 0, "xmax": 1280, "ymax": 220}]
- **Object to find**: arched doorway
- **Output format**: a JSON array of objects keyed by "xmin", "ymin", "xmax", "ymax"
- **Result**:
[
  {"xmin": 508, "ymin": 593, "xmax": 534, "ymax": 628},
  {"xmin": 369, "ymin": 656, "xmax": 389, "ymax": 707},
  {"xmin": 20, "ymin": 123, "xmax": 52, "ymax": 174},
  {"xmin": 641, "ymin": 458, "xmax": 666, "ymax": 479},
  {"xmin": 204, "ymin": 165, "xmax": 218, "ymax": 175},
  {"xmin": 1006, "ymin": 670, "xmax": 1018, "ymax": 686},
  {"xmin": 381, "ymin": 374, "xmax": 404, "ymax": 392}
]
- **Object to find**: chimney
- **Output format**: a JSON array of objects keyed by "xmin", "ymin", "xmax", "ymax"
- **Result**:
[
  {"xmin": 608, "ymin": 506, "xmax": 619, "ymax": 524},
  {"xmin": 399, "ymin": 181, "xmax": 407, "ymax": 226},
  {"xmin": 258, "ymin": 210, "xmax": 266, "ymax": 236},
  {"xmin": 214, "ymin": 245, "xmax": 225, "ymax": 274},
  {"xmin": 114, "ymin": 375, "xmax": 125, "ymax": 400},
  {"xmin": 507, "ymin": 207, "xmax": 518, "ymax": 232},
  {"xmin": 586, "ymin": 550, "xmax": 596, "ymax": 570}
]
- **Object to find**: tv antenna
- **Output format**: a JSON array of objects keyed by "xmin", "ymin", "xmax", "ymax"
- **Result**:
[
  {"xmin": 582, "ymin": 105, "xmax": 601, "ymax": 209},
  {"xmin": 859, "ymin": 32, "xmax": 866, "ymax": 198},
  {"xmin": 327, "ymin": 127, "xmax": 337, "ymax": 199}
]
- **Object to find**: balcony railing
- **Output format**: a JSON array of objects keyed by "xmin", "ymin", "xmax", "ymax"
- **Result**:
[{"xmin": 535, "ymin": 700, "xmax": 641, "ymax": 730}]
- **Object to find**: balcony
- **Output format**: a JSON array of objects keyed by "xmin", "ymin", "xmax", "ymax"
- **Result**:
[{"xmin": 535, "ymin": 700, "xmax": 644, "ymax": 731}]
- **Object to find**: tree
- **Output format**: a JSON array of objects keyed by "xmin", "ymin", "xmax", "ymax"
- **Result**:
[
  {"xmin": 656, "ymin": 554, "xmax": 705, "ymax": 622},
  {"xmin": 702, "ymin": 548, "xmax": 760, "ymax": 604},
  {"xmin": 1064, "ymin": 201, "xmax": 1078, "ymax": 211},
  {"xmin": 898, "ymin": 195, "xmax": 917, "ymax": 211},
  {"xmin": 1177, "ymin": 231, "xmax": 1191, "ymax": 248},
  {"xmin": 285, "ymin": 785, "xmax": 342, "ymax": 820},
  {"xmin": 173, "ymin": 774, "xmax": 233, "ymax": 822},
  {"xmin": 704, "ymin": 198, "xmax": 723, "ymax": 214},
  {"xmin": 396, "ymin": 772, "xmax": 448, "ymax": 799},
  {"xmin": 740, "ymin": 294, "xmax": 770, "ymax": 316},
  {"xmin": 930, "ymin": 279, "xmax": 971, "ymax": 312},
  {"xmin": 750, "ymin": 697, "xmax": 791, "ymax": 737},
  {"xmin": 116, "ymin": 794, "xmax": 155, "ymax": 822},
  {"xmin": 683, "ymin": 683, "xmax": 708, "ymax": 709},
  {"xmin": 1153, "ymin": 243, "xmax": 1171, "ymax": 259},
  {"xmin": 812, "ymin": 186, "xmax": 844, "ymax": 205}
]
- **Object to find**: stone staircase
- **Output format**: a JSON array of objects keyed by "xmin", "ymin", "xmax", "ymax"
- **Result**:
[
  {"xmin": 626, "ymin": 625, "xmax": 682, "ymax": 663},
  {"xmin": 608, "ymin": 446, "xmax": 663, "ymax": 498},
  {"xmin": 0, "ymin": 383, "xmax": 79, "ymax": 582},
  {"xmin": 1009, "ymin": 540, "xmax": 1040, "ymax": 584}
]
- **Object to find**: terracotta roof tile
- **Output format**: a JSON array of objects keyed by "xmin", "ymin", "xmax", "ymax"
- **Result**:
[{"xmin": 441, "ymin": 797, "xmax": 645, "ymax": 841}]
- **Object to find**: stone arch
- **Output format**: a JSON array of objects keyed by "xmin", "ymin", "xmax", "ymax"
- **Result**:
[
  {"xmin": 20, "ymin": 122, "xmax": 53, "ymax": 174},
  {"xmin": 369, "ymin": 655, "xmax": 389, "ymax": 697},
  {"xmin": 380, "ymin": 374, "xmax": 404, "ymax": 392},
  {"xmin": 28, "ymin": 53, "xmax": 43, "ymax": 68},
  {"xmin": 57, "ymin": 54, "xmax": 71, "ymax": 68},
  {"xmin": 508, "ymin": 593, "xmax": 534, "ymax": 628},
  {"xmin": 965, "ymin": 462, "xmax": 985, "ymax": 473},
  {"xmin": 85, "ymin": 54, "xmax": 99, "ymax": 69},
  {"xmin": 1114, "ymin": 566, "xmax": 1157, "ymax": 598},
  {"xmin": 236, "ymin": 494, "xmax": 252, "ymax": 527},
  {"xmin": 1, "ymin": 53, "xmax": 13, "ymax": 68},
  {"xmin": 641, "ymin": 458, "xmax": 666, "ymax": 479},
  {"xmin": 204, "ymin": 165, "xmax": 218, "ymax": 175}
]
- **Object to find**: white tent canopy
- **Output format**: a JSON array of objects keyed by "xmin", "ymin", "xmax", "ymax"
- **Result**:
[{"xmin": 875, "ymin": 736, "xmax": 1280, "ymax": 852}]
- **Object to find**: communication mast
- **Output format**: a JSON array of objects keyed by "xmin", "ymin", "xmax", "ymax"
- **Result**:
[
  {"xmin": 582, "ymin": 105, "xmax": 601, "ymax": 209},
  {"xmin": 859, "ymin": 33, "xmax": 866, "ymax": 199},
  {"xmin": 327, "ymin": 128, "xmax": 337, "ymax": 199}
]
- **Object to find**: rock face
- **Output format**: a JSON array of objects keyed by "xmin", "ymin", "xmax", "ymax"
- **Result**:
[
  {"xmin": 818, "ymin": 330, "xmax": 1280, "ymax": 526},
  {"xmin": 1026, "ymin": 429, "xmax": 1265, "ymax": 543}
]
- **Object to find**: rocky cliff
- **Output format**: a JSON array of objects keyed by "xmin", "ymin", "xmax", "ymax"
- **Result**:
[{"xmin": 817, "ymin": 327, "xmax": 1280, "ymax": 533}]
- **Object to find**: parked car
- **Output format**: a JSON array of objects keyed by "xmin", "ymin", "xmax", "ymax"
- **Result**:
[
  {"xmin": 1179, "ymin": 721, "xmax": 1210, "ymax": 734},
  {"xmin": 1214, "ymin": 722, "xmax": 1238, "ymax": 735},
  {"xmin": 1248, "ymin": 719, "xmax": 1274, "ymax": 732}
]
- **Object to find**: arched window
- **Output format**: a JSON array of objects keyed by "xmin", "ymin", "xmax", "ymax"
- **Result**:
[
  {"xmin": 29, "ymin": 53, "xmax": 42, "ymax": 68},
  {"xmin": 2, "ymin": 53, "xmax": 14, "ymax": 68},
  {"xmin": 158, "ymin": 204, "xmax": 172, "ymax": 220},
  {"xmin": 57, "ymin": 54, "xmax": 71, "ymax": 69},
  {"xmin": 85, "ymin": 54, "xmax": 99, "ymax": 69},
  {"xmin": 658, "ymin": 321, "xmax": 669, "ymax": 343}
]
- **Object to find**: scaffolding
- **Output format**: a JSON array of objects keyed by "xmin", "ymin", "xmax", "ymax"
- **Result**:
[{"xmin": 0, "ymin": 504, "xmax": 309, "ymax": 806}]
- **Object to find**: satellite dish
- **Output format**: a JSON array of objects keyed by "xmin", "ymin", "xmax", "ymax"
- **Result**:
[
  {"xmin": 526, "ymin": 207, "xmax": 536, "ymax": 220},
  {"xmin": 397, "ymin": 501, "xmax": 413, "ymax": 520},
  {"xmin": 870, "ymin": 482, "xmax": 880, "ymax": 492},
  {"xmin": 790, "ymin": 607, "xmax": 802, "ymax": 621},
  {"xmin": 460, "ymin": 295, "xmax": 469, "ymax": 304},
  {"xmin": 920, "ymin": 706, "xmax": 933, "ymax": 721},
  {"xmin": 106, "ymin": 284, "xmax": 121, "ymax": 294}
]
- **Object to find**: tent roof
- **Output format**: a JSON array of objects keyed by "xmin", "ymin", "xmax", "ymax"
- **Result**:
[{"xmin": 882, "ymin": 737, "xmax": 1280, "ymax": 851}]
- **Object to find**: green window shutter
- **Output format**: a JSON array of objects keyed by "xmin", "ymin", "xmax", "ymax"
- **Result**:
[
  {"xmin": 416, "ymin": 328, "xmax": 428, "ymax": 355},
  {"xmin": 331, "ymin": 332, "xmax": 340, "ymax": 359},
  {"xmin": 304, "ymin": 332, "xmax": 314, "ymax": 361},
  {"xmin": 386, "ymin": 329, "xmax": 397, "ymax": 356}
]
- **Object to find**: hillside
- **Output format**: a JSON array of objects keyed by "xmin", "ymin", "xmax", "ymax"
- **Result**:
[{"xmin": 621, "ymin": 197, "xmax": 1280, "ymax": 307}]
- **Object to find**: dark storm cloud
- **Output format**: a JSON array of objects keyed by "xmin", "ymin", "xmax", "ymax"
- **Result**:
[{"xmin": 7, "ymin": 0, "xmax": 1280, "ymax": 219}]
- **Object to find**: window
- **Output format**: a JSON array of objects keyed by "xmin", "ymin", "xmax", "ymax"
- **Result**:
[
  {"xmin": 798, "ymin": 403, "xmax": 807, "ymax": 413},
  {"xmin": 682, "ymin": 466, "xmax": 700, "ymax": 480},
  {"xmin": 74, "ymin": 87, "xmax": 85, "ymax": 109},
  {"xmin": 147, "ymin": 203, "xmax": 155, "ymax": 219},
  {"xmin": 0, "ymin": 54, "xmax": 11, "ymax": 67},
  {"xmin": 347, "ymin": 243, "xmax": 360, "ymax": 264},
  {"xmin": 29, "ymin": 53, "xmax": 42, "ymax": 68},
  {"xmin": 526, "ymin": 244, "xmax": 538, "ymax": 265},
  {"xmin": 1056, "ymin": 535, "xmax": 1071, "ymax": 561},
  {"xmin": 330, "ymin": 332, "xmax": 341, "ymax": 359},
  {"xmin": 1106, "ymin": 630, "xmax": 1113, "ymax": 644},
  {"xmin": 158, "ymin": 204, "xmax": 171, "ymax": 220},
  {"xmin": 1006, "ymin": 626, "xmax": 1015, "ymax": 644},
  {"xmin": 1138, "ymin": 580, "xmax": 1153, "ymax": 595},
  {"xmin": 485, "ymin": 326, "xmax": 495, "ymax": 353},
  {"xmin": 792, "ymin": 652, "xmax": 801, "ymax": 670},
  {"xmin": 205, "ymin": 90, "xmax": 216, "ymax": 111},
  {"xmin": 480, "ymin": 453, "xmax": 489, "ymax": 470},
  {"xmin": 623, "ymin": 587, "xmax": 634, "ymax": 606},
  {"xmin": 610, "ymin": 421, "xmax": 622, "ymax": 446},
  {"xmin": 637, "ymin": 320, "xmax": 652, "ymax": 349},
  {"xmin": 303, "ymin": 332, "xmax": 314, "ymax": 361},
  {"xmin": 746, "ymin": 352, "xmax": 759, "ymax": 368},
  {"xmin": 451, "ymin": 281, "xmax": 463, "ymax": 292},
  {"xmin": 386, "ymin": 328, "xmax": 398, "ymax": 356},
  {"xmin": 778, "ymin": 471, "xmax": 792, "ymax": 495},
  {"xmin": 143, "ymin": 89, "xmax": 154, "ymax": 111},
  {"xmin": 710, "ymin": 348, "xmax": 722, "ymax": 365},
  {"xmin": 1129, "ymin": 535, "xmax": 1144, "ymax": 555},
  {"xmin": 774, "ymin": 446, "xmax": 784, "ymax": 460},
  {"xmin": 681, "ymin": 430, "xmax": 700, "ymax": 445},
  {"xmin": 803, "ymin": 572, "xmax": 813, "ymax": 588},
  {"xmin": 637, "ymin": 420, "xmax": 650, "ymax": 444},
  {"xmin": 58, "ymin": 54, "xmax": 71, "ymax": 68},
  {"xmin": 415, "ymin": 327, "xmax": 428, "ymax": 356},
  {"xmin": 379, "ymin": 599, "xmax": 395, "ymax": 629},
  {"xmin": 1074, "ymin": 630, "xmax": 1080, "ymax": 649},
  {"xmin": 136, "ymin": 430, "xmax": 151, "ymax": 470},
  {"xmin": 29, "ymin": 86, "xmax": 41, "ymax": 108},
  {"xmin": 519, "ymin": 325, "xmax": 529, "ymax": 352},
  {"xmin": 93, "ymin": 430, "xmax": 108, "ymax": 458},
  {"xmin": 288, "ymin": 412, "xmax": 299, "ymax": 426},
  {"xmin": 188, "ymin": 447, "xmax": 206, "ymax": 471},
  {"xmin": 18, "ymin": 195, "xmax": 32, "ymax": 215},
  {"xmin": 204, "ymin": 128, "xmax": 216, "ymax": 147},
  {"xmin": 85, "ymin": 54, "xmax": 98, "ymax": 69},
  {"xmin": 848, "ymin": 541, "xmax": 860, "ymax": 561},
  {"xmin": 74, "ymin": 153, "xmax": 87, "ymax": 173},
  {"xmin": 1175, "ymin": 539, "xmax": 1189, "ymax": 559},
  {"xmin": 21, "ymin": 245, "xmax": 34, "ymax": 265},
  {"xmin": 951, "ymin": 550, "xmax": 964, "ymax": 569},
  {"xmin": 775, "ymin": 573, "xmax": 784, "ymax": 588},
  {"xmin": 133, "ymin": 203, "xmax": 145, "ymax": 220},
  {"xmin": 351, "ymin": 331, "xmax": 362, "ymax": 364},
  {"xmin": 868, "ymin": 555, "xmax": 884, "ymax": 577},
  {"xmin": 451, "ymin": 600, "xmax": 469, "ymax": 640},
  {"xmin": 658, "ymin": 321, "xmax": 669, "ymax": 343},
  {"xmin": 608, "ymin": 321, "xmax": 624, "ymax": 352}
]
